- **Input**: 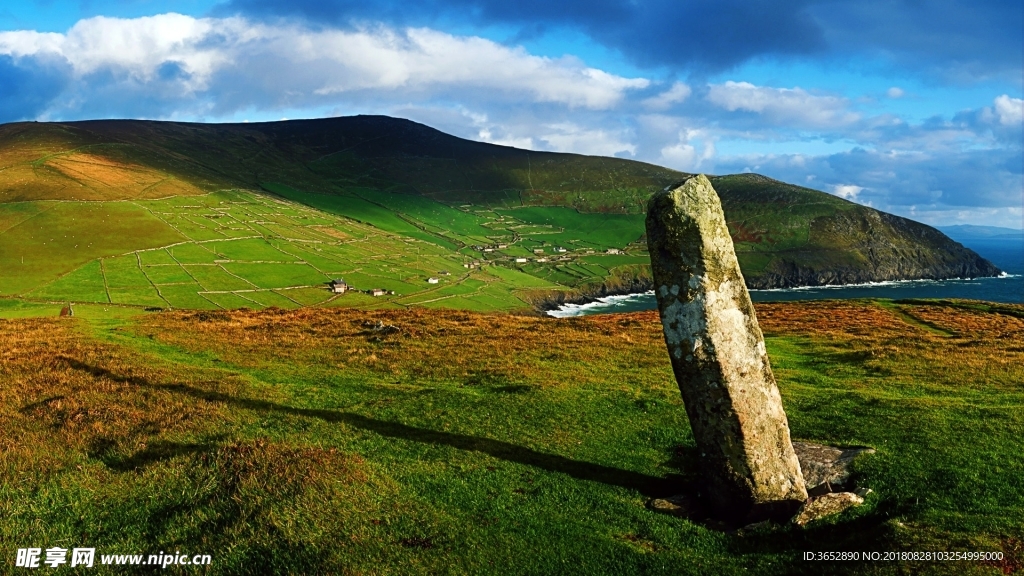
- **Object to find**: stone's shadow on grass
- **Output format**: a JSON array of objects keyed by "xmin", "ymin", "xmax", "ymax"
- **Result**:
[
  {"xmin": 725, "ymin": 498, "xmax": 913, "ymax": 564},
  {"xmin": 19, "ymin": 395, "xmax": 68, "ymax": 413},
  {"xmin": 90, "ymin": 438, "xmax": 225, "ymax": 472},
  {"xmin": 58, "ymin": 357, "xmax": 684, "ymax": 498}
]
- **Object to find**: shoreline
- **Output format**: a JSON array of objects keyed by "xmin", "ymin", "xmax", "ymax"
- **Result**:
[{"xmin": 545, "ymin": 273, "xmax": 1022, "ymax": 317}]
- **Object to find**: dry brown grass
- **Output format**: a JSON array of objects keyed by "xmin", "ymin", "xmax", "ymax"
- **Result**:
[
  {"xmin": 140, "ymin": 307, "xmax": 671, "ymax": 389},
  {"xmin": 136, "ymin": 300, "xmax": 1024, "ymax": 394},
  {"xmin": 756, "ymin": 300, "xmax": 914, "ymax": 338},
  {"xmin": 0, "ymin": 162, "xmax": 203, "ymax": 202},
  {"xmin": 0, "ymin": 317, "xmax": 249, "ymax": 479}
]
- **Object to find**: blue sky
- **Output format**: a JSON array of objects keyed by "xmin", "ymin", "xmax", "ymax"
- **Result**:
[{"xmin": 1, "ymin": 0, "xmax": 1021, "ymax": 228}]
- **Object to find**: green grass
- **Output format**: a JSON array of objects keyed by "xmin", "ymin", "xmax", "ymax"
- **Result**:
[
  {"xmin": 158, "ymin": 283, "xmax": 220, "ymax": 309},
  {"xmin": 166, "ymin": 242, "xmax": 219, "ymax": 264},
  {"xmin": 2, "ymin": 301, "xmax": 1021, "ymax": 574},
  {"xmin": 102, "ymin": 254, "xmax": 152, "ymax": 289},
  {"xmin": 495, "ymin": 206, "xmax": 646, "ymax": 248},
  {"xmin": 243, "ymin": 289, "xmax": 302, "ymax": 309},
  {"xmin": 220, "ymin": 262, "xmax": 329, "ymax": 290},
  {"xmin": 185, "ymin": 265, "xmax": 257, "ymax": 291},
  {"xmin": 266, "ymin": 184, "xmax": 462, "ymax": 251},
  {"xmin": 353, "ymin": 189, "xmax": 497, "ymax": 243},
  {"xmin": 108, "ymin": 286, "xmax": 166, "ymax": 307},
  {"xmin": 0, "ymin": 201, "xmax": 184, "ymax": 295},
  {"xmin": 142, "ymin": 263, "xmax": 197, "ymax": 285},
  {"xmin": 205, "ymin": 238, "xmax": 296, "ymax": 262},
  {"xmin": 27, "ymin": 259, "xmax": 110, "ymax": 303},
  {"xmin": 201, "ymin": 291, "xmax": 261, "ymax": 310}
]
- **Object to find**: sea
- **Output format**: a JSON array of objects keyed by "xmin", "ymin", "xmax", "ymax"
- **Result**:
[{"xmin": 548, "ymin": 239, "xmax": 1024, "ymax": 317}]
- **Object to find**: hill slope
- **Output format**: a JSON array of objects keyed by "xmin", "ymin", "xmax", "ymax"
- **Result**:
[{"xmin": 0, "ymin": 116, "xmax": 999, "ymax": 309}]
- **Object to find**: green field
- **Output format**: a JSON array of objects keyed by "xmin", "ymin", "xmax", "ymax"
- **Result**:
[
  {"xmin": 2, "ymin": 300, "xmax": 1021, "ymax": 574},
  {"xmin": 3, "ymin": 186, "xmax": 657, "ymax": 313}
]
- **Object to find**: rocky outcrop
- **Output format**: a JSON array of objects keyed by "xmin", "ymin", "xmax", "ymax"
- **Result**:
[{"xmin": 646, "ymin": 175, "xmax": 807, "ymax": 522}]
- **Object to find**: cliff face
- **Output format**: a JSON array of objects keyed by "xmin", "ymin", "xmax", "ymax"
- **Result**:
[
  {"xmin": 746, "ymin": 209, "xmax": 1001, "ymax": 289},
  {"xmin": 712, "ymin": 174, "xmax": 1001, "ymax": 289}
]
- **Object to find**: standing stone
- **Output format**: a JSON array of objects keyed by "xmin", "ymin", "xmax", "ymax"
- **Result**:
[{"xmin": 646, "ymin": 174, "xmax": 807, "ymax": 522}]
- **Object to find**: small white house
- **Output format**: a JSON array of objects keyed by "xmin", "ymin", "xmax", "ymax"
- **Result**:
[
  {"xmin": 515, "ymin": 257, "xmax": 528, "ymax": 263},
  {"xmin": 606, "ymin": 248, "xmax": 621, "ymax": 254},
  {"xmin": 370, "ymin": 288, "xmax": 386, "ymax": 297},
  {"xmin": 554, "ymin": 246, "xmax": 567, "ymax": 253},
  {"xmin": 427, "ymin": 277, "xmax": 440, "ymax": 284},
  {"xmin": 533, "ymin": 248, "xmax": 545, "ymax": 254},
  {"xmin": 330, "ymin": 279, "xmax": 349, "ymax": 294}
]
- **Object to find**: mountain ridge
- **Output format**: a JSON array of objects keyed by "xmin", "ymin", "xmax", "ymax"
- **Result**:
[{"xmin": 0, "ymin": 115, "xmax": 1000, "ymax": 307}]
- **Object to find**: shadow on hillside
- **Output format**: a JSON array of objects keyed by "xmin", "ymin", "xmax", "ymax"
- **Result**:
[{"xmin": 59, "ymin": 357, "xmax": 686, "ymax": 499}]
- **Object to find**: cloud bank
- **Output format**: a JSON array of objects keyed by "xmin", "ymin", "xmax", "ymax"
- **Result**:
[
  {"xmin": 0, "ymin": 12, "xmax": 1020, "ymax": 228},
  {"xmin": 220, "ymin": 0, "xmax": 1023, "ymax": 84},
  {"xmin": 0, "ymin": 13, "xmax": 649, "ymax": 119}
]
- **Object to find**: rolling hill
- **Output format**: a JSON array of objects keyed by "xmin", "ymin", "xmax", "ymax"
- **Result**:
[{"xmin": 0, "ymin": 116, "xmax": 999, "ymax": 312}]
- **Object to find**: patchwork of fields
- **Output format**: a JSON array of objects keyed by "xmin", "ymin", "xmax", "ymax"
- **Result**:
[{"xmin": 3, "ymin": 187, "xmax": 652, "ymax": 313}]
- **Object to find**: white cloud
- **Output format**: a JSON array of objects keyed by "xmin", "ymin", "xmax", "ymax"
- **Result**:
[
  {"xmin": 706, "ymin": 81, "xmax": 859, "ymax": 128},
  {"xmin": 538, "ymin": 123, "xmax": 636, "ymax": 157},
  {"xmin": 831, "ymin": 184, "xmax": 864, "ymax": 200},
  {"xmin": 993, "ymin": 94, "xmax": 1023, "ymax": 126},
  {"xmin": 886, "ymin": 87, "xmax": 905, "ymax": 98},
  {"xmin": 0, "ymin": 14, "xmax": 649, "ymax": 113},
  {"xmin": 656, "ymin": 129, "xmax": 715, "ymax": 172},
  {"xmin": 642, "ymin": 82, "xmax": 691, "ymax": 110}
]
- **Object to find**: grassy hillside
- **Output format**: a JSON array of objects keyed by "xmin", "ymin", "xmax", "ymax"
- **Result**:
[
  {"xmin": 0, "ymin": 117, "xmax": 999, "ymax": 312},
  {"xmin": 2, "ymin": 300, "xmax": 1021, "ymax": 574}
]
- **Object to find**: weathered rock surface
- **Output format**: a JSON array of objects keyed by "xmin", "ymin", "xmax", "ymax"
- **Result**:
[
  {"xmin": 792, "ymin": 492, "xmax": 864, "ymax": 526},
  {"xmin": 646, "ymin": 174, "xmax": 807, "ymax": 522},
  {"xmin": 793, "ymin": 442, "xmax": 875, "ymax": 496}
]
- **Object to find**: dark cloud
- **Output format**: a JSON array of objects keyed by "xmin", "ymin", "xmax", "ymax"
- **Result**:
[
  {"xmin": 215, "ymin": 0, "xmax": 825, "ymax": 72},
  {"xmin": 216, "ymin": 0, "xmax": 1022, "ymax": 81},
  {"xmin": 0, "ymin": 54, "xmax": 69, "ymax": 122},
  {"xmin": 810, "ymin": 0, "xmax": 1023, "ymax": 83}
]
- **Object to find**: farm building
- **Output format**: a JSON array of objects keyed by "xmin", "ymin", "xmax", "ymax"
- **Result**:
[
  {"xmin": 439, "ymin": 270, "xmax": 451, "ymax": 276},
  {"xmin": 533, "ymin": 248, "xmax": 545, "ymax": 254},
  {"xmin": 370, "ymin": 288, "xmax": 386, "ymax": 297},
  {"xmin": 554, "ymin": 246, "xmax": 567, "ymax": 252},
  {"xmin": 330, "ymin": 279, "xmax": 349, "ymax": 294},
  {"xmin": 427, "ymin": 277, "xmax": 440, "ymax": 284},
  {"xmin": 515, "ymin": 258, "xmax": 528, "ymax": 263},
  {"xmin": 535, "ymin": 258, "xmax": 548, "ymax": 263},
  {"xmin": 606, "ymin": 248, "xmax": 621, "ymax": 254}
]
